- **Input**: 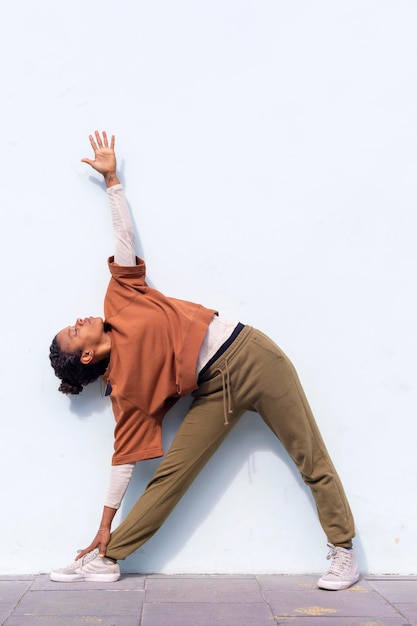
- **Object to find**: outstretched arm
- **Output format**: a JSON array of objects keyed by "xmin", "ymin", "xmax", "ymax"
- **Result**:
[
  {"xmin": 82, "ymin": 130, "xmax": 136, "ymax": 266},
  {"xmin": 75, "ymin": 132, "xmax": 137, "ymax": 561}
]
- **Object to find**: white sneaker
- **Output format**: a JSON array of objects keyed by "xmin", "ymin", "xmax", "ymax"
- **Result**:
[
  {"xmin": 317, "ymin": 543, "xmax": 360, "ymax": 590},
  {"xmin": 50, "ymin": 549, "xmax": 120, "ymax": 582}
]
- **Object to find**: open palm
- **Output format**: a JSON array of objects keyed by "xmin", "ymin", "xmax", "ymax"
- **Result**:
[{"xmin": 81, "ymin": 130, "xmax": 116, "ymax": 175}]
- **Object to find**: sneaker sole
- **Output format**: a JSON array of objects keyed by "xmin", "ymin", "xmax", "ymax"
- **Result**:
[
  {"xmin": 318, "ymin": 573, "xmax": 360, "ymax": 591},
  {"xmin": 50, "ymin": 572, "xmax": 120, "ymax": 583}
]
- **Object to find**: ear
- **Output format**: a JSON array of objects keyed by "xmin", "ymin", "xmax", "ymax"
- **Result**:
[{"xmin": 80, "ymin": 350, "xmax": 94, "ymax": 365}]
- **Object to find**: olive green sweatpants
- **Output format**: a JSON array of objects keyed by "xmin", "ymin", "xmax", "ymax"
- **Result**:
[{"xmin": 106, "ymin": 326, "xmax": 355, "ymax": 561}]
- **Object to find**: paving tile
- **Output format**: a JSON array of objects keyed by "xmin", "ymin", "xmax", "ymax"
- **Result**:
[
  {"xmin": 0, "ymin": 574, "xmax": 36, "ymax": 583},
  {"xmin": 1, "ymin": 574, "xmax": 416, "ymax": 626},
  {"xmin": 369, "ymin": 579, "xmax": 417, "ymax": 603},
  {"xmin": 271, "ymin": 616, "xmax": 409, "ymax": 626},
  {"xmin": 367, "ymin": 579, "xmax": 417, "ymax": 625},
  {"xmin": 12, "ymin": 589, "xmax": 143, "ymax": 617},
  {"xmin": 0, "ymin": 576, "xmax": 34, "ymax": 581},
  {"xmin": 260, "ymin": 578, "xmax": 405, "ymax": 620},
  {"xmin": 144, "ymin": 575, "xmax": 263, "ymax": 604},
  {"xmin": 4, "ymin": 617, "xmax": 140, "ymax": 626},
  {"xmin": 393, "ymin": 603, "xmax": 417, "ymax": 625},
  {"xmin": 0, "ymin": 580, "xmax": 33, "ymax": 603},
  {"xmin": 256, "ymin": 574, "xmax": 323, "ymax": 590},
  {"xmin": 0, "ymin": 606, "xmax": 13, "ymax": 624},
  {"xmin": 257, "ymin": 573, "xmax": 374, "ymax": 592},
  {"xmin": 0, "ymin": 580, "xmax": 33, "ymax": 625},
  {"xmin": 141, "ymin": 601, "xmax": 273, "ymax": 626}
]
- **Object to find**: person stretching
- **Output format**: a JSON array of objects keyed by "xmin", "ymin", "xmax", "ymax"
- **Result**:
[{"xmin": 49, "ymin": 130, "xmax": 360, "ymax": 591}]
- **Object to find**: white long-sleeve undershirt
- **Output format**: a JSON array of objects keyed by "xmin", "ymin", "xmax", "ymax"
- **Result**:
[
  {"xmin": 104, "ymin": 184, "xmax": 237, "ymax": 509},
  {"xmin": 108, "ymin": 184, "xmax": 136, "ymax": 266}
]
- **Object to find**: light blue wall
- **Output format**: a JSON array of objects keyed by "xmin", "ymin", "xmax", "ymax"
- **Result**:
[{"xmin": 1, "ymin": 1, "xmax": 417, "ymax": 575}]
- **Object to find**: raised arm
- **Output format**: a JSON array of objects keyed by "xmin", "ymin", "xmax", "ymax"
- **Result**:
[{"xmin": 82, "ymin": 131, "xmax": 136, "ymax": 266}]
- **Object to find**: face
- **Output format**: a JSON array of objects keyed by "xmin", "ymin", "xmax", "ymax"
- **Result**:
[{"xmin": 56, "ymin": 317, "xmax": 106, "ymax": 356}]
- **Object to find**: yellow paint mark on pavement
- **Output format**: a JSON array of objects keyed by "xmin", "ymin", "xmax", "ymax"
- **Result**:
[
  {"xmin": 295, "ymin": 606, "xmax": 338, "ymax": 615},
  {"xmin": 346, "ymin": 584, "xmax": 368, "ymax": 593}
]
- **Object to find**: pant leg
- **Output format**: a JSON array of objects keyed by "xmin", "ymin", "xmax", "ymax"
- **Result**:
[
  {"xmin": 107, "ymin": 325, "xmax": 355, "ymax": 561},
  {"xmin": 227, "ymin": 328, "xmax": 355, "ymax": 547},
  {"xmin": 106, "ymin": 380, "xmax": 244, "ymax": 561}
]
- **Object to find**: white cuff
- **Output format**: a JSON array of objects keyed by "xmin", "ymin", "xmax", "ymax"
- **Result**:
[{"xmin": 104, "ymin": 462, "xmax": 135, "ymax": 509}]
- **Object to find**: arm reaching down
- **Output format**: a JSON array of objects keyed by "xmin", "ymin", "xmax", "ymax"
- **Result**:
[{"xmin": 76, "ymin": 463, "xmax": 135, "ymax": 560}]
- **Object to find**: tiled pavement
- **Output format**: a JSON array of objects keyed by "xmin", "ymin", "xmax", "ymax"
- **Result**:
[{"xmin": 0, "ymin": 574, "xmax": 416, "ymax": 625}]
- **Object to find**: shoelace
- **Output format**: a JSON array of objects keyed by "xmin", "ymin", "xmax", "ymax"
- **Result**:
[
  {"xmin": 76, "ymin": 548, "xmax": 99, "ymax": 568},
  {"xmin": 325, "ymin": 544, "xmax": 351, "ymax": 575}
]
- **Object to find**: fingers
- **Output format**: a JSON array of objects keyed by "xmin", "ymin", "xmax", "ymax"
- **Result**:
[
  {"xmin": 98, "ymin": 131, "xmax": 115, "ymax": 148},
  {"xmin": 76, "ymin": 546, "xmax": 102, "ymax": 561},
  {"xmin": 74, "ymin": 531, "xmax": 110, "ymax": 561},
  {"xmin": 75, "ymin": 544, "xmax": 107, "ymax": 560},
  {"xmin": 86, "ymin": 130, "xmax": 114, "ymax": 152},
  {"xmin": 81, "ymin": 131, "xmax": 116, "ymax": 171},
  {"xmin": 75, "ymin": 546, "xmax": 92, "ymax": 561},
  {"xmin": 88, "ymin": 133, "xmax": 97, "ymax": 152},
  {"xmin": 95, "ymin": 130, "xmax": 103, "ymax": 148}
]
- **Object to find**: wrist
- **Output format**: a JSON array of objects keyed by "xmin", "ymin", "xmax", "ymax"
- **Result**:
[
  {"xmin": 104, "ymin": 171, "xmax": 120, "ymax": 188},
  {"xmin": 100, "ymin": 505, "xmax": 117, "ymax": 531}
]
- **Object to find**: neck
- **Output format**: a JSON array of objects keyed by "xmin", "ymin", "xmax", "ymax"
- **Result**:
[{"xmin": 93, "ymin": 332, "xmax": 112, "ymax": 363}]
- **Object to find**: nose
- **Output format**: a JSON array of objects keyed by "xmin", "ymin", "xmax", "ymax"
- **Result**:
[{"xmin": 76, "ymin": 318, "xmax": 84, "ymax": 326}]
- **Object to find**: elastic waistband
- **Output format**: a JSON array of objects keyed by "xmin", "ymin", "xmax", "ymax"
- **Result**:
[{"xmin": 198, "ymin": 322, "xmax": 245, "ymax": 380}]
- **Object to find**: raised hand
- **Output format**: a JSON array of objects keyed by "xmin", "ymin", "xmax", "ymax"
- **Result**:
[{"xmin": 81, "ymin": 130, "xmax": 119, "ymax": 186}]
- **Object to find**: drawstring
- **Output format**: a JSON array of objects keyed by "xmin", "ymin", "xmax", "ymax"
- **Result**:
[{"xmin": 215, "ymin": 359, "xmax": 233, "ymax": 425}]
